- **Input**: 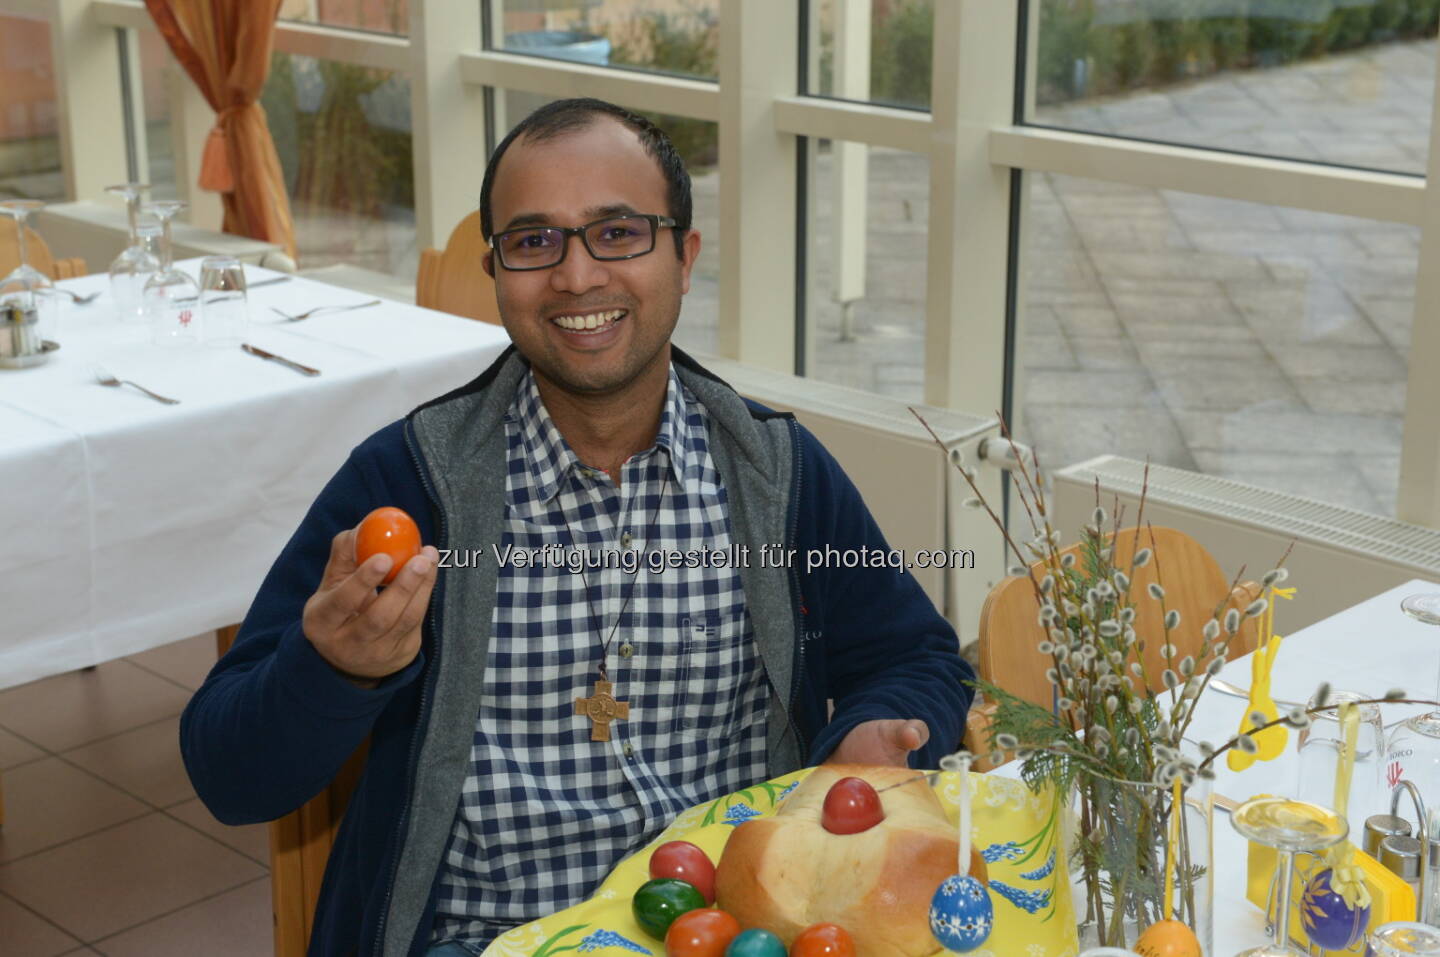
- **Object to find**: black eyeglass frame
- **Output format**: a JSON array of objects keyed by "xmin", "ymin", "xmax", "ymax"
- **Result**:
[{"xmin": 489, "ymin": 214, "xmax": 679, "ymax": 271}]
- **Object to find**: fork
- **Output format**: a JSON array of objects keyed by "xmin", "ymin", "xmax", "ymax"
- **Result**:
[
  {"xmin": 270, "ymin": 299, "xmax": 380, "ymax": 322},
  {"xmin": 56, "ymin": 287, "xmax": 101, "ymax": 305},
  {"xmin": 93, "ymin": 365, "xmax": 180, "ymax": 405}
]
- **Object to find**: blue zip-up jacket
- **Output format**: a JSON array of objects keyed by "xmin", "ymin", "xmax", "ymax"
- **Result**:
[{"xmin": 180, "ymin": 346, "xmax": 973, "ymax": 956}]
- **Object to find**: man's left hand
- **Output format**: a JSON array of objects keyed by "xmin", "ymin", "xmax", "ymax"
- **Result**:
[{"xmin": 825, "ymin": 719, "xmax": 930, "ymax": 767}]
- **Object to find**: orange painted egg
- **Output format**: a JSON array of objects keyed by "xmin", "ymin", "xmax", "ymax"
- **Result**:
[{"xmin": 1134, "ymin": 919, "xmax": 1202, "ymax": 957}]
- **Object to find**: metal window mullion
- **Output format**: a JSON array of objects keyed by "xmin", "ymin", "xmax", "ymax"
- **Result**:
[
  {"xmin": 1398, "ymin": 41, "xmax": 1440, "ymax": 528},
  {"xmin": 992, "ymin": 126, "xmax": 1424, "ymax": 226},
  {"xmin": 772, "ymin": 96, "xmax": 932, "ymax": 154},
  {"xmin": 46, "ymin": 0, "xmax": 131, "ymax": 201},
  {"xmin": 717, "ymin": 0, "xmax": 797, "ymax": 370},
  {"xmin": 88, "ymin": 0, "xmax": 410, "ymax": 73},
  {"xmin": 409, "ymin": 0, "xmax": 484, "ymax": 254},
  {"xmin": 924, "ymin": 0, "xmax": 1015, "ymax": 412},
  {"xmin": 460, "ymin": 51, "xmax": 720, "ymax": 123}
]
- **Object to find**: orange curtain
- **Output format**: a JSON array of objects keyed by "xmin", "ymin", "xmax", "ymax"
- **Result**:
[{"xmin": 144, "ymin": 0, "xmax": 297, "ymax": 260}]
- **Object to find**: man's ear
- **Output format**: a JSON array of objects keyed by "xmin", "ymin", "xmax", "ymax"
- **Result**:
[
  {"xmin": 482, "ymin": 250, "xmax": 495, "ymax": 278},
  {"xmin": 679, "ymin": 229, "xmax": 701, "ymax": 296}
]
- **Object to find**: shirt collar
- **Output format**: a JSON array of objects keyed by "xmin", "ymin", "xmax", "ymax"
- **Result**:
[{"xmin": 512, "ymin": 366, "xmax": 691, "ymax": 503}]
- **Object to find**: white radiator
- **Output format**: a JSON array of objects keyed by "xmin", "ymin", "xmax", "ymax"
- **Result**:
[
  {"xmin": 695, "ymin": 355, "xmax": 1009, "ymax": 646},
  {"xmin": 1053, "ymin": 455, "xmax": 1440, "ymax": 631}
]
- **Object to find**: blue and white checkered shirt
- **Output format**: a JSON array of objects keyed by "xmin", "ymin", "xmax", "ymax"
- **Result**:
[{"xmin": 431, "ymin": 366, "xmax": 770, "ymax": 947}]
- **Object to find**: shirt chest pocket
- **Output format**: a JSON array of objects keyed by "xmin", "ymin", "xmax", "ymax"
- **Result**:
[{"xmin": 672, "ymin": 611, "xmax": 753, "ymax": 739}]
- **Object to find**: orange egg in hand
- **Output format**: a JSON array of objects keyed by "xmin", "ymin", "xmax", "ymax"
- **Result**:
[{"xmin": 354, "ymin": 507, "xmax": 421, "ymax": 585}]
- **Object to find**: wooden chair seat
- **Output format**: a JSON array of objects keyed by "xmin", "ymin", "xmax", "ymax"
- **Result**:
[{"xmin": 963, "ymin": 526, "xmax": 1262, "ymax": 770}]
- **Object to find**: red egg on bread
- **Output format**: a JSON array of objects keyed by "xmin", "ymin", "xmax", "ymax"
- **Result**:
[{"xmin": 713, "ymin": 764, "xmax": 986, "ymax": 957}]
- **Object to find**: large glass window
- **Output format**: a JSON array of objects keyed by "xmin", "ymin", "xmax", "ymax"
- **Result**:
[
  {"xmin": 1017, "ymin": 173, "xmax": 1415, "ymax": 515},
  {"xmin": 0, "ymin": 14, "xmax": 63, "ymax": 201},
  {"xmin": 136, "ymin": 29, "xmax": 178, "ymax": 201},
  {"xmin": 805, "ymin": 140, "xmax": 929, "ymax": 400},
  {"xmin": 261, "ymin": 53, "xmax": 416, "ymax": 276},
  {"xmin": 494, "ymin": 93, "xmax": 719, "ymax": 353},
  {"xmin": 808, "ymin": 0, "xmax": 934, "ymax": 111},
  {"xmin": 280, "ymin": 0, "xmax": 410, "ymax": 36},
  {"xmin": 494, "ymin": 1, "xmax": 719, "ymax": 80},
  {"xmin": 1031, "ymin": 1, "xmax": 1440, "ymax": 174}
]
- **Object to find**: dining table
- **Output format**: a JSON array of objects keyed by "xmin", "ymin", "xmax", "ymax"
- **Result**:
[
  {"xmin": 0, "ymin": 260, "xmax": 511, "ymax": 690},
  {"xmin": 991, "ymin": 576, "xmax": 1440, "ymax": 953}
]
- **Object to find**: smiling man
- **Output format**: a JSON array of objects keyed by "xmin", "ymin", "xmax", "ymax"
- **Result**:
[{"xmin": 180, "ymin": 98, "xmax": 972, "ymax": 957}]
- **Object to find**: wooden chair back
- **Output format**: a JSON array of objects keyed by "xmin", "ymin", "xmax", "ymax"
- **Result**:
[
  {"xmin": 416, "ymin": 211, "xmax": 500, "ymax": 325},
  {"xmin": 0, "ymin": 224, "xmax": 86, "ymax": 279},
  {"xmin": 965, "ymin": 526, "xmax": 1261, "ymax": 766},
  {"xmin": 216, "ymin": 625, "xmax": 368, "ymax": 957}
]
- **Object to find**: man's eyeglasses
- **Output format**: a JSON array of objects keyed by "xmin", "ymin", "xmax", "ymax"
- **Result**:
[{"xmin": 490, "ymin": 214, "xmax": 677, "ymax": 271}]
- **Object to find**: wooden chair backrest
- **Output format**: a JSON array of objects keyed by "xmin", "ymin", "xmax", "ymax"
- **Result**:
[
  {"xmin": 977, "ymin": 525, "xmax": 1262, "ymax": 710},
  {"xmin": 416, "ymin": 210, "xmax": 500, "ymax": 325},
  {"xmin": 0, "ymin": 224, "xmax": 86, "ymax": 279}
]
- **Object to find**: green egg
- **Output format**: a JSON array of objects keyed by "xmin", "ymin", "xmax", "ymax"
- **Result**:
[{"xmin": 631, "ymin": 877, "xmax": 706, "ymax": 939}]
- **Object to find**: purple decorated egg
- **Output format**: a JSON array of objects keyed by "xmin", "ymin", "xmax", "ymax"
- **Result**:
[{"xmin": 1302, "ymin": 868, "xmax": 1370, "ymax": 950}]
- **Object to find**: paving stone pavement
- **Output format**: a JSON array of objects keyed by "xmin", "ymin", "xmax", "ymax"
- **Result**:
[{"xmin": 677, "ymin": 37, "xmax": 1431, "ymax": 519}]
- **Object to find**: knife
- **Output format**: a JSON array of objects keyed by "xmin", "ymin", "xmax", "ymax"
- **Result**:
[
  {"xmin": 241, "ymin": 342, "xmax": 321, "ymax": 376},
  {"xmin": 247, "ymin": 275, "xmax": 293, "ymax": 289}
]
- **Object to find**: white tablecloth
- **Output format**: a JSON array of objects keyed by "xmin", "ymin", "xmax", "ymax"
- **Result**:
[
  {"xmin": 995, "ymin": 576, "xmax": 1440, "ymax": 953},
  {"xmin": 0, "ymin": 261, "xmax": 510, "ymax": 689}
]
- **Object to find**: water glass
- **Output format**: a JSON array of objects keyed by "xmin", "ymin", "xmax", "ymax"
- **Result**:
[
  {"xmin": 200, "ymin": 256, "xmax": 247, "ymax": 347},
  {"xmin": 1296, "ymin": 690, "xmax": 1386, "ymax": 821},
  {"xmin": 1367, "ymin": 921, "xmax": 1440, "ymax": 955}
]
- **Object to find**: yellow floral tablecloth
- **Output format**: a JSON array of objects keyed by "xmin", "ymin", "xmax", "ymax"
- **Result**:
[{"xmin": 481, "ymin": 768, "xmax": 1079, "ymax": 957}]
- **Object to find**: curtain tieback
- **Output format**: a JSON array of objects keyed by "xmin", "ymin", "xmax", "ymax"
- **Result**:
[{"xmin": 199, "ymin": 105, "xmax": 247, "ymax": 194}]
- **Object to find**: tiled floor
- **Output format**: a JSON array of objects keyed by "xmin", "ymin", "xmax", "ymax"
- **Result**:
[{"xmin": 0, "ymin": 633, "xmax": 272, "ymax": 956}]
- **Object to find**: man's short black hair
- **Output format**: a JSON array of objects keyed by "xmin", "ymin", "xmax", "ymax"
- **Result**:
[{"xmin": 479, "ymin": 97, "xmax": 692, "ymax": 260}]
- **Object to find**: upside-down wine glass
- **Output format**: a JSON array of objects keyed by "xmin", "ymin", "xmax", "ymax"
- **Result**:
[
  {"xmin": 142, "ymin": 200, "xmax": 201, "ymax": 346},
  {"xmin": 0, "ymin": 199, "xmax": 59, "ymax": 341},
  {"xmin": 1385, "ymin": 593, "xmax": 1440, "ymax": 804},
  {"xmin": 106, "ymin": 183, "xmax": 157, "ymax": 322},
  {"xmin": 1229, "ymin": 796, "xmax": 1349, "ymax": 957}
]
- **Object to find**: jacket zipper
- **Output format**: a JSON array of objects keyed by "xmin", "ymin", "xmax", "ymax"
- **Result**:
[
  {"xmin": 372, "ymin": 421, "xmax": 448, "ymax": 957},
  {"xmin": 783, "ymin": 417, "xmax": 808, "ymax": 761}
]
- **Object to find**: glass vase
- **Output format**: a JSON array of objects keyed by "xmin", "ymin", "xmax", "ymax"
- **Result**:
[{"xmin": 1070, "ymin": 768, "xmax": 1214, "ymax": 954}]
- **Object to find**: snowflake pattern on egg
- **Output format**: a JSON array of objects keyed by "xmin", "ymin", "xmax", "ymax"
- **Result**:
[{"xmin": 929, "ymin": 875, "xmax": 994, "ymax": 952}]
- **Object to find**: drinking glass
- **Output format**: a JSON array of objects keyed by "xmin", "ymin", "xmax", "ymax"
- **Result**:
[
  {"xmin": 142, "ymin": 201, "xmax": 201, "ymax": 347},
  {"xmin": 199, "ymin": 256, "xmax": 247, "ymax": 347},
  {"xmin": 106, "ymin": 183, "xmax": 158, "ymax": 322},
  {"xmin": 1229, "ymin": 796, "xmax": 1348, "ymax": 957},
  {"xmin": 1296, "ymin": 690, "xmax": 1386, "ymax": 822},
  {"xmin": 0, "ymin": 200, "xmax": 59, "ymax": 343},
  {"xmin": 1367, "ymin": 921, "xmax": 1440, "ymax": 955}
]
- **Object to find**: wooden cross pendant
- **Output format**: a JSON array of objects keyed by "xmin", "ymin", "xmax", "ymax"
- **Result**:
[{"xmin": 574, "ymin": 679, "xmax": 630, "ymax": 742}]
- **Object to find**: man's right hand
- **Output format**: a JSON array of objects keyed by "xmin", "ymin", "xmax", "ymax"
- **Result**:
[{"xmin": 302, "ymin": 527, "xmax": 439, "ymax": 688}]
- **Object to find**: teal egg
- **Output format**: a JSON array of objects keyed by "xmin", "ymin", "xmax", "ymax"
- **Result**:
[{"xmin": 724, "ymin": 928, "xmax": 786, "ymax": 957}]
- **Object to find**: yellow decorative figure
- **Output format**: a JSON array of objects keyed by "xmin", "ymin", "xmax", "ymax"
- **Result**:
[
  {"xmin": 1227, "ymin": 587, "xmax": 1296, "ymax": 772},
  {"xmin": 1134, "ymin": 919, "xmax": 1202, "ymax": 957}
]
